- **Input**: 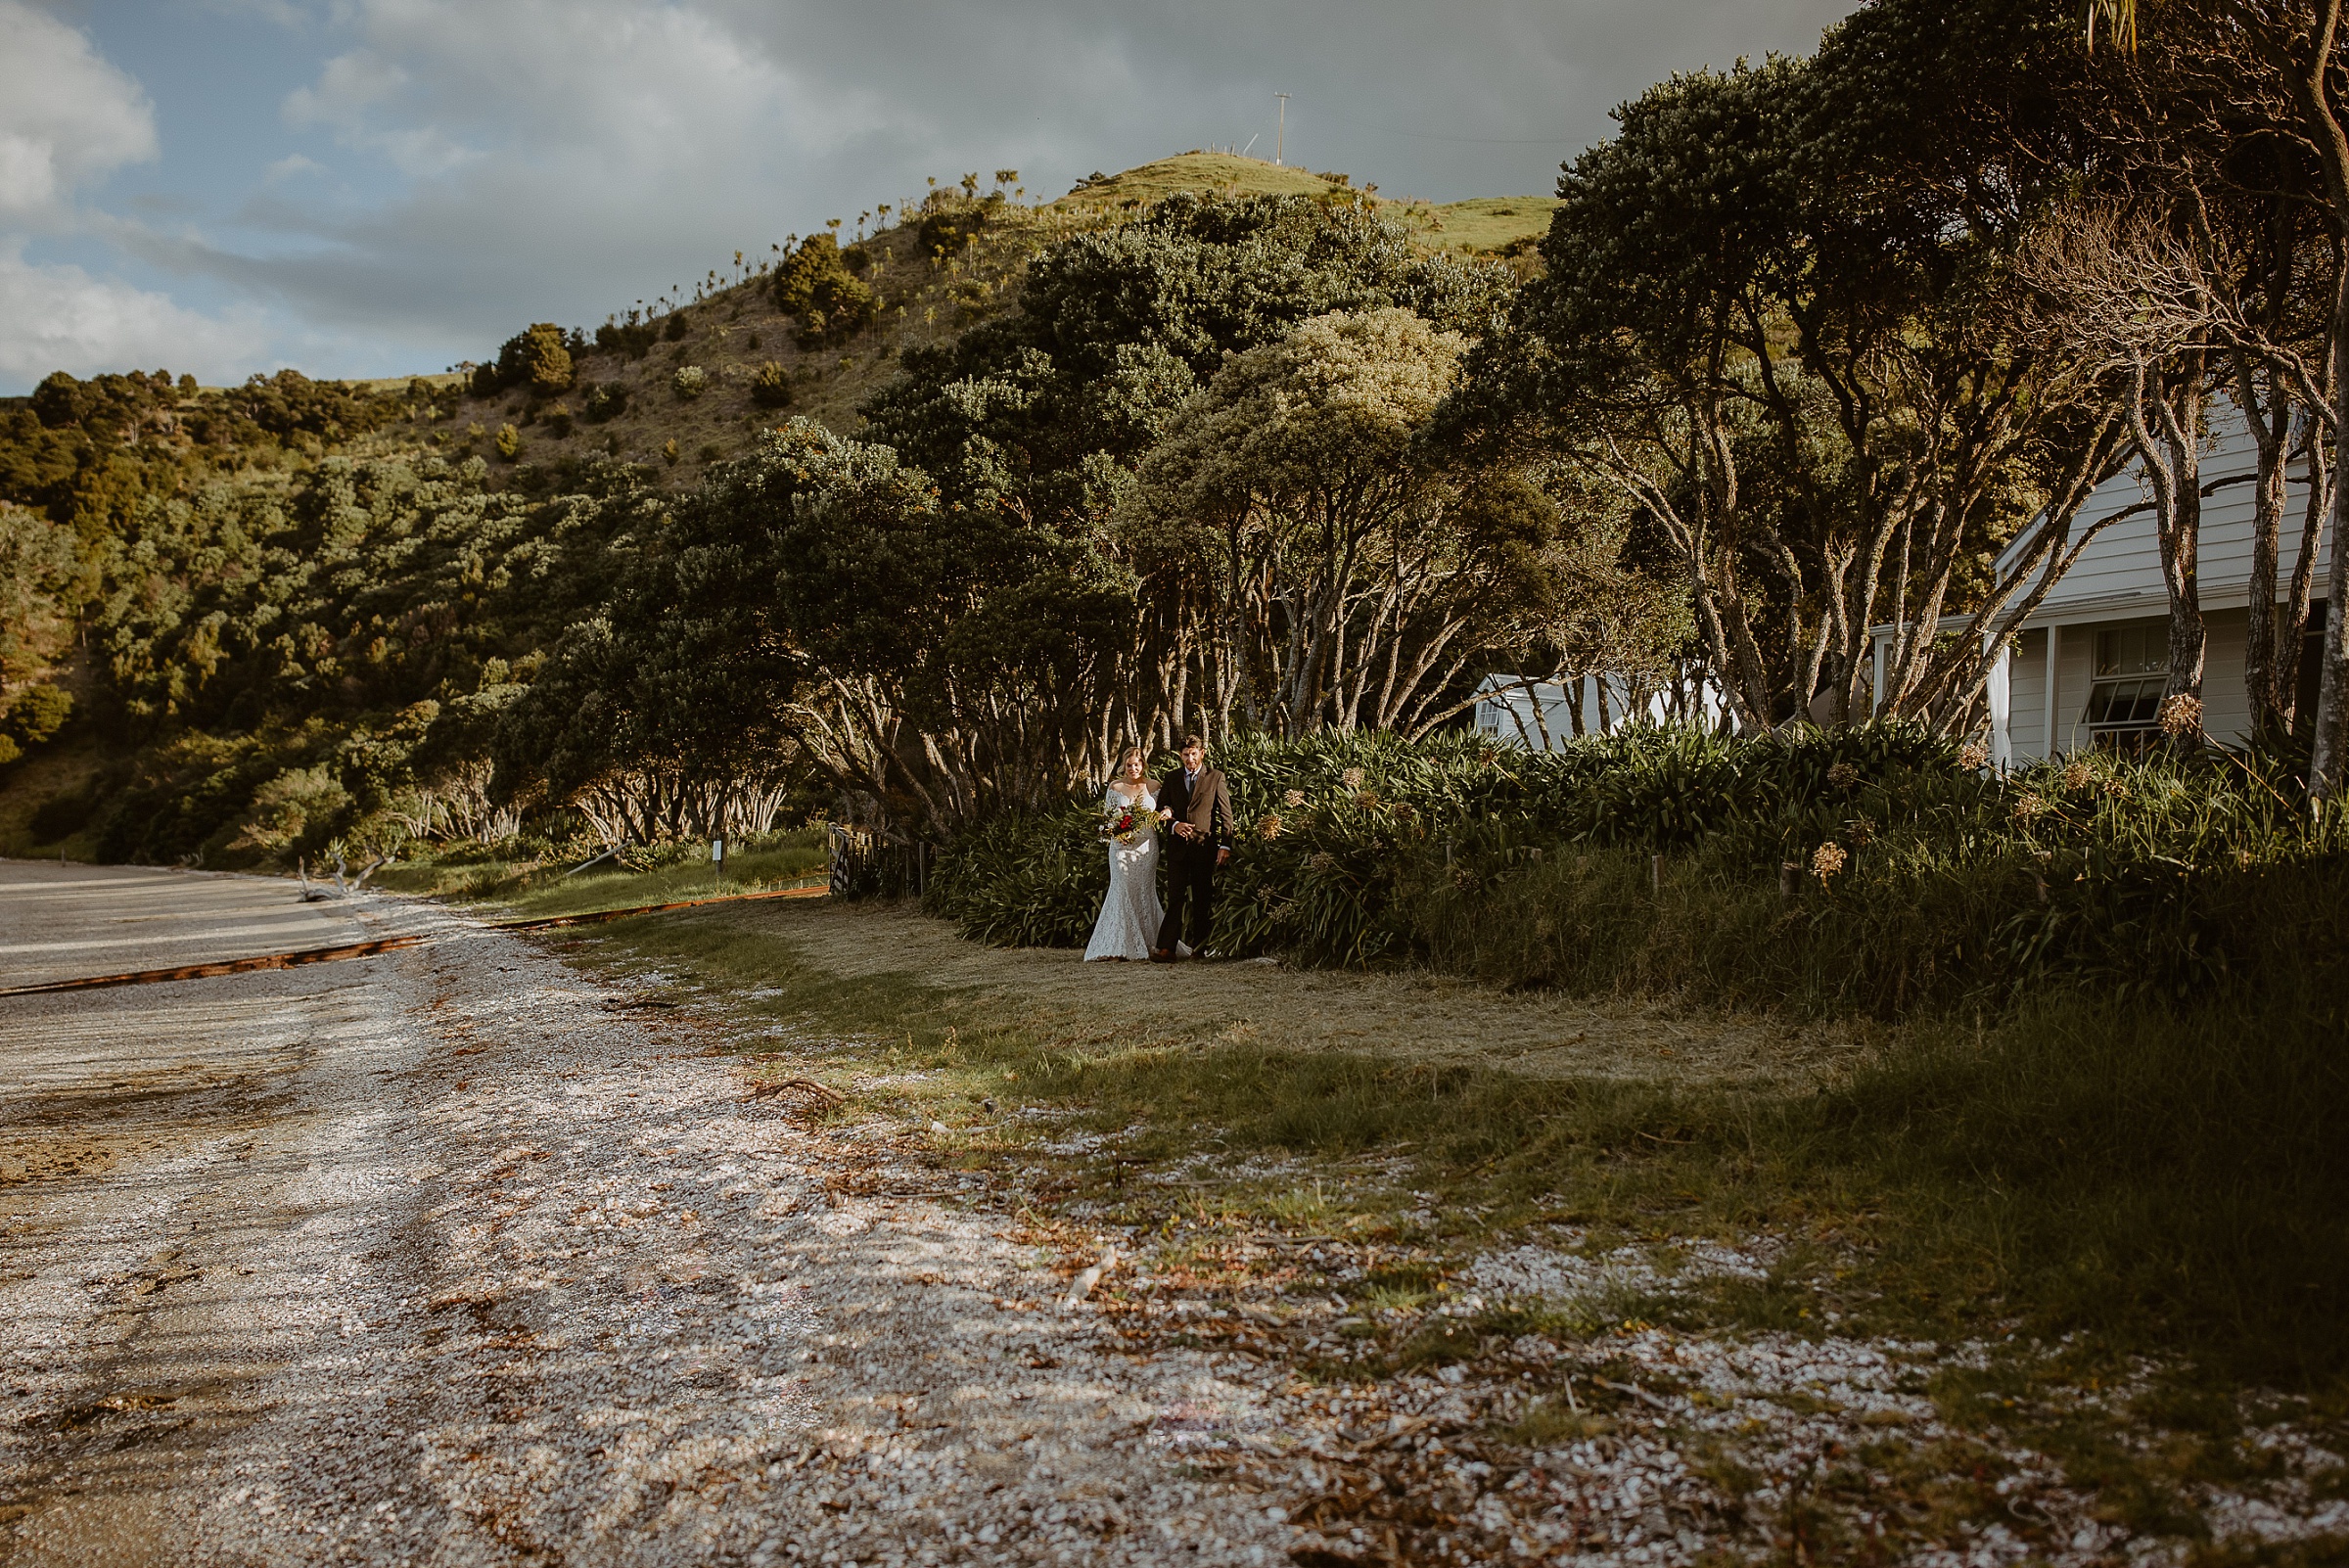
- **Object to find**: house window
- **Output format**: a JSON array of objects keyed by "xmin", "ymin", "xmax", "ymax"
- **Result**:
[{"xmin": 2082, "ymin": 622, "xmax": 2166, "ymax": 746}]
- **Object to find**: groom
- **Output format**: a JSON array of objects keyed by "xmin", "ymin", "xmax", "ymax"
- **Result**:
[{"xmin": 1152, "ymin": 734, "xmax": 1232, "ymax": 963}]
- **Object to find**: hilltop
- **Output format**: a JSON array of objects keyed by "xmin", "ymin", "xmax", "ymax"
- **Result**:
[
  {"xmin": 336, "ymin": 154, "xmax": 1557, "ymax": 488},
  {"xmin": 1061, "ymin": 150, "xmax": 1559, "ymax": 259},
  {"xmin": 0, "ymin": 154, "xmax": 1559, "ymax": 518}
]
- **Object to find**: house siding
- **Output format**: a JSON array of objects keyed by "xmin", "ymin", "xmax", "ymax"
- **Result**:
[{"xmin": 2001, "ymin": 609, "xmax": 2259, "ymax": 761}]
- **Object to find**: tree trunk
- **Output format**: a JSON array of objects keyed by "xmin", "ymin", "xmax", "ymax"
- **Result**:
[
  {"xmin": 2312, "ymin": 254, "xmax": 2349, "ymax": 797},
  {"xmin": 2238, "ymin": 358, "xmax": 2293, "ymax": 731}
]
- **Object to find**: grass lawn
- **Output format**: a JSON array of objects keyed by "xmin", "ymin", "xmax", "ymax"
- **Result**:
[
  {"xmin": 1421, "ymin": 196, "xmax": 1561, "ymax": 255},
  {"xmin": 373, "ymin": 825, "xmax": 827, "ymax": 920}
]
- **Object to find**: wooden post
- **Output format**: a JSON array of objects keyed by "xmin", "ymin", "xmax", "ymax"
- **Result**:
[{"xmin": 1650, "ymin": 853, "xmax": 1663, "ymax": 893}]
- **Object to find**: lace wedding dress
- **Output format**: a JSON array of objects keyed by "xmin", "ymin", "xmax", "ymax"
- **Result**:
[{"xmin": 1083, "ymin": 783, "xmax": 1174, "ymax": 962}]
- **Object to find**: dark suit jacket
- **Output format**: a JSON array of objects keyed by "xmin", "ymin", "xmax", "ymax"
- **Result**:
[{"xmin": 1157, "ymin": 766, "xmax": 1233, "ymax": 857}]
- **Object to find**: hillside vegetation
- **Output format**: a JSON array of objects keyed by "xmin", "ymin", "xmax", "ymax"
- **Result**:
[{"xmin": 0, "ymin": 159, "xmax": 1545, "ymax": 868}]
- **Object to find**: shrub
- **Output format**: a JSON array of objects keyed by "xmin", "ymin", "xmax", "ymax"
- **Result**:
[
  {"xmin": 671, "ymin": 364, "xmax": 709, "ymax": 399},
  {"xmin": 750, "ymin": 361, "xmax": 794, "ymax": 408},
  {"xmin": 542, "ymin": 402, "xmax": 574, "ymax": 438},
  {"xmin": 493, "ymin": 423, "xmax": 523, "ymax": 459},
  {"xmin": 488, "ymin": 322, "xmax": 574, "ymax": 393},
  {"xmin": 233, "ymin": 765, "xmax": 352, "ymax": 859},
  {"xmin": 28, "ymin": 779, "xmax": 94, "ymax": 839},
  {"xmin": 663, "ymin": 309, "xmax": 690, "ymax": 342},
  {"xmin": 773, "ymin": 234, "xmax": 882, "ymax": 346},
  {"xmin": 926, "ymin": 725, "xmax": 2349, "ymax": 1019},
  {"xmin": 3, "ymin": 684, "xmax": 72, "ymax": 746},
  {"xmin": 595, "ymin": 319, "xmax": 657, "ymax": 359},
  {"xmin": 583, "ymin": 382, "xmax": 628, "ymax": 422},
  {"xmin": 917, "ymin": 209, "xmax": 979, "ymax": 257},
  {"xmin": 661, "ymin": 438, "xmax": 680, "ymax": 466},
  {"xmin": 30, "ymin": 371, "xmax": 86, "ymax": 428}
]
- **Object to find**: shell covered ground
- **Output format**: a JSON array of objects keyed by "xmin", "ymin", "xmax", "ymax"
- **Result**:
[{"xmin": 1, "ymin": 868, "xmax": 2342, "ymax": 1566}]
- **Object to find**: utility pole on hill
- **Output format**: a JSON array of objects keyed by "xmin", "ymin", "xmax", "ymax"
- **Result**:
[{"xmin": 1275, "ymin": 93, "xmax": 1288, "ymax": 165}]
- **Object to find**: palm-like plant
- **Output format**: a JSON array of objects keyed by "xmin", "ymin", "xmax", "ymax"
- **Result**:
[{"xmin": 2085, "ymin": 0, "xmax": 2138, "ymax": 51}]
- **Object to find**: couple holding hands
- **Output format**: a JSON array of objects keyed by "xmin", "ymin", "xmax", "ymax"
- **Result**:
[{"xmin": 1082, "ymin": 734, "xmax": 1234, "ymax": 965}]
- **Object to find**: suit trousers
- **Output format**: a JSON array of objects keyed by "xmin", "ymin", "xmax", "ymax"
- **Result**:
[{"xmin": 1157, "ymin": 844, "xmax": 1217, "ymax": 954}]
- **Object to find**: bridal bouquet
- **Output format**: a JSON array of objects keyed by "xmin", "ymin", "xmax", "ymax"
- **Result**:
[{"xmin": 1101, "ymin": 805, "xmax": 1165, "ymax": 845}]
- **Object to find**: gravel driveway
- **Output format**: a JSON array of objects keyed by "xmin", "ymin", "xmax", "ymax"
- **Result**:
[
  {"xmin": 0, "ymin": 864, "xmax": 1289, "ymax": 1567},
  {"xmin": 6, "ymin": 864, "xmax": 2344, "ymax": 1567}
]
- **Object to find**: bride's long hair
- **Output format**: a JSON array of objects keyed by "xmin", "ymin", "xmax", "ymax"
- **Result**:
[{"xmin": 1112, "ymin": 745, "xmax": 1157, "ymax": 794}]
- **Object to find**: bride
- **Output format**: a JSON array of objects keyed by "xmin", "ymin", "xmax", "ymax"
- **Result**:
[{"xmin": 1083, "ymin": 747, "xmax": 1184, "ymax": 962}]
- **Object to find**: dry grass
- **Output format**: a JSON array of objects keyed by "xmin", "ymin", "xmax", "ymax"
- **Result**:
[
  {"xmin": 1052, "ymin": 151, "xmax": 1341, "ymax": 208},
  {"xmin": 717, "ymin": 898, "xmax": 1861, "ymax": 1088},
  {"xmin": 1419, "ymin": 195, "xmax": 1560, "ymax": 255}
]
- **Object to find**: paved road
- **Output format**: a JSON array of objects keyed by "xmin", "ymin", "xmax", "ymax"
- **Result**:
[
  {"xmin": 0, "ymin": 863, "xmax": 1289, "ymax": 1568},
  {"xmin": 0, "ymin": 862, "xmax": 372, "ymax": 991}
]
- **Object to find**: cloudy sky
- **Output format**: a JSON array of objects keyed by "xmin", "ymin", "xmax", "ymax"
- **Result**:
[{"xmin": 1, "ymin": 0, "xmax": 1856, "ymax": 393}]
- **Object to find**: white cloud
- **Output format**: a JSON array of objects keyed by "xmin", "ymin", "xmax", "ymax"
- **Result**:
[
  {"xmin": 264, "ymin": 153, "xmax": 326, "ymax": 184},
  {"xmin": 2, "ymin": 0, "xmax": 1864, "ymax": 390},
  {"xmin": 0, "ymin": 0, "xmax": 158, "ymax": 219},
  {"xmin": 0, "ymin": 239, "xmax": 270, "ymax": 386}
]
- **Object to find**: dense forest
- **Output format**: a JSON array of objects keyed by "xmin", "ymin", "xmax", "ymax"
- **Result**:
[{"xmin": 6, "ymin": 0, "xmax": 2349, "ymax": 874}]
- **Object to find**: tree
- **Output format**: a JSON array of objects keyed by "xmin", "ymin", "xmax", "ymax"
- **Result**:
[
  {"xmin": 1120, "ymin": 309, "xmax": 1569, "ymax": 737},
  {"xmin": 484, "ymin": 323, "xmax": 574, "ymax": 394},
  {"xmin": 0, "ymin": 501, "xmax": 76, "ymax": 686},
  {"xmin": 772, "ymin": 234, "xmax": 880, "ymax": 346},
  {"xmin": 1469, "ymin": 0, "xmax": 2133, "ymax": 732},
  {"xmin": 2085, "ymin": 0, "xmax": 2349, "ymax": 795}
]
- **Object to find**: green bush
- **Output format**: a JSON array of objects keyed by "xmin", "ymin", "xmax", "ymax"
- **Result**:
[
  {"xmin": 923, "ymin": 809, "xmax": 1105, "ymax": 947},
  {"xmin": 583, "ymin": 382, "xmax": 628, "ymax": 422},
  {"xmin": 918, "ymin": 208, "xmax": 980, "ymax": 257},
  {"xmin": 476, "ymin": 322, "xmax": 574, "ymax": 395},
  {"xmin": 750, "ymin": 361, "xmax": 794, "ymax": 409},
  {"xmin": 28, "ymin": 778, "xmax": 93, "ymax": 840},
  {"xmin": 927, "ymin": 725, "xmax": 2349, "ymax": 1018},
  {"xmin": 672, "ymin": 365, "xmax": 709, "ymax": 399},
  {"xmin": 595, "ymin": 319, "xmax": 657, "ymax": 359},
  {"xmin": 4, "ymin": 683, "xmax": 71, "ymax": 746},
  {"xmin": 772, "ymin": 235, "xmax": 882, "ymax": 346}
]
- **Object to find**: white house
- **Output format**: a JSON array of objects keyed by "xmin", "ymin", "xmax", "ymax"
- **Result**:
[
  {"xmin": 1473, "ymin": 668, "xmax": 1732, "ymax": 749},
  {"xmin": 1878, "ymin": 410, "xmax": 2330, "ymax": 761}
]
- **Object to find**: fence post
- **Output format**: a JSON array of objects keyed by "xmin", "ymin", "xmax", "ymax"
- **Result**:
[{"xmin": 1650, "ymin": 853, "xmax": 1662, "ymax": 894}]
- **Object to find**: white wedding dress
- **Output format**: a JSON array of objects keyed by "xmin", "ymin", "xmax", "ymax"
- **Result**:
[{"xmin": 1083, "ymin": 782, "xmax": 1179, "ymax": 962}]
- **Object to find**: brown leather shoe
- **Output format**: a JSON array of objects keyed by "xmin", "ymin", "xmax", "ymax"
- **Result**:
[{"xmin": 1149, "ymin": 948, "xmax": 1174, "ymax": 963}]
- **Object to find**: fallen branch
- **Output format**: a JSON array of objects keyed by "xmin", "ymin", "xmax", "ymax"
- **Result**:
[
  {"xmin": 1589, "ymin": 1375, "xmax": 1674, "ymax": 1411},
  {"xmin": 746, "ymin": 1077, "xmax": 845, "ymax": 1109}
]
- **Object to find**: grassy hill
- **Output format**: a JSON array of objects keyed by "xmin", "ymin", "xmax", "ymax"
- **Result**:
[
  {"xmin": 1058, "ymin": 151, "xmax": 1557, "ymax": 259},
  {"xmin": 341, "ymin": 154, "xmax": 1560, "ymax": 491},
  {"xmin": 0, "ymin": 148, "xmax": 1563, "ymax": 862}
]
